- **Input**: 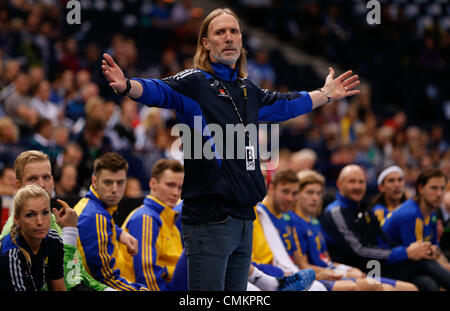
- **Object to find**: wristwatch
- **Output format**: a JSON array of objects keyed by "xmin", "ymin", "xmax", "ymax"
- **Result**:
[{"xmin": 114, "ymin": 78, "xmax": 131, "ymax": 96}]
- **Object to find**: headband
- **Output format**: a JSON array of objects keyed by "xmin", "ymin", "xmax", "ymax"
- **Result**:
[{"xmin": 377, "ymin": 165, "xmax": 404, "ymax": 186}]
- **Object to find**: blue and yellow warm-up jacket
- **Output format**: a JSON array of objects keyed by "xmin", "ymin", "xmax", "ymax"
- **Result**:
[
  {"xmin": 74, "ymin": 187, "xmax": 148, "ymax": 291},
  {"xmin": 120, "ymin": 195, "xmax": 183, "ymax": 291},
  {"xmin": 382, "ymin": 198, "xmax": 438, "ymax": 247},
  {"xmin": 132, "ymin": 62, "xmax": 313, "ymax": 224}
]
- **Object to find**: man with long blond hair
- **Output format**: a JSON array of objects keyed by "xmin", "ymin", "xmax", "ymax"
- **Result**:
[{"xmin": 101, "ymin": 7, "xmax": 360, "ymax": 290}]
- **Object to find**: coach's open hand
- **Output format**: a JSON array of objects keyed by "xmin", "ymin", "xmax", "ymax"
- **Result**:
[{"xmin": 323, "ymin": 67, "xmax": 360, "ymax": 101}]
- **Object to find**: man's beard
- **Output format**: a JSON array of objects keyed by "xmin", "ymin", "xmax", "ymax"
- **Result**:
[{"xmin": 212, "ymin": 49, "xmax": 241, "ymax": 67}]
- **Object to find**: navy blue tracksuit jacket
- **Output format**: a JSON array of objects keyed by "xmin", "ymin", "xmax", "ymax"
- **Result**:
[{"xmin": 133, "ymin": 62, "xmax": 313, "ymax": 224}]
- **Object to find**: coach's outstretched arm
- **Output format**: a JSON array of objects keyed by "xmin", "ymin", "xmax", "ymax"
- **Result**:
[
  {"xmin": 309, "ymin": 67, "xmax": 360, "ymax": 110},
  {"xmin": 102, "ymin": 53, "xmax": 143, "ymax": 99}
]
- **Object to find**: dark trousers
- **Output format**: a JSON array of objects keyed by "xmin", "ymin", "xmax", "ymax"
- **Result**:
[{"xmin": 182, "ymin": 216, "xmax": 253, "ymax": 291}]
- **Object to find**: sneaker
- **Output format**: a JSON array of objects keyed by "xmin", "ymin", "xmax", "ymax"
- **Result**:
[{"xmin": 277, "ymin": 269, "xmax": 315, "ymax": 291}]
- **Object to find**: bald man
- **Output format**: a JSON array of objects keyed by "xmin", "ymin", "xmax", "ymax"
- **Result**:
[{"xmin": 320, "ymin": 164, "xmax": 450, "ymax": 290}]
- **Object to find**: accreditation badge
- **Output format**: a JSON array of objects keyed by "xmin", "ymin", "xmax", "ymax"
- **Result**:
[{"xmin": 246, "ymin": 145, "xmax": 255, "ymax": 171}]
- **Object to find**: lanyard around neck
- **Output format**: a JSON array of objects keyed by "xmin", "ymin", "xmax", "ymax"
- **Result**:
[
  {"xmin": 23, "ymin": 248, "xmax": 46, "ymax": 291},
  {"xmin": 216, "ymin": 79, "xmax": 250, "ymax": 143}
]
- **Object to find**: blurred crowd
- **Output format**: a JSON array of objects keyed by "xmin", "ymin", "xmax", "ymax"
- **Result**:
[{"xmin": 0, "ymin": 0, "xmax": 448, "ymax": 215}]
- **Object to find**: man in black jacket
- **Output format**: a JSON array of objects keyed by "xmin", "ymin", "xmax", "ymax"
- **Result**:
[{"xmin": 101, "ymin": 8, "xmax": 360, "ymax": 290}]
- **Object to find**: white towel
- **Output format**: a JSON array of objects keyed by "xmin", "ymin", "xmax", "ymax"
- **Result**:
[{"xmin": 256, "ymin": 204, "xmax": 299, "ymax": 275}]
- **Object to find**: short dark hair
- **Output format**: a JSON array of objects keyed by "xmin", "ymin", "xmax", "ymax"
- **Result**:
[
  {"xmin": 93, "ymin": 152, "xmax": 128, "ymax": 176},
  {"xmin": 271, "ymin": 169, "xmax": 299, "ymax": 188},
  {"xmin": 35, "ymin": 118, "xmax": 52, "ymax": 133},
  {"xmin": 84, "ymin": 117, "xmax": 105, "ymax": 134},
  {"xmin": 151, "ymin": 159, "xmax": 184, "ymax": 181}
]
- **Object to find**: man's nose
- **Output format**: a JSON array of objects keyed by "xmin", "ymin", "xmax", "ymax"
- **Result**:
[
  {"xmin": 111, "ymin": 182, "xmax": 118, "ymax": 192},
  {"xmin": 38, "ymin": 178, "xmax": 46, "ymax": 188},
  {"xmin": 225, "ymin": 31, "xmax": 233, "ymax": 43}
]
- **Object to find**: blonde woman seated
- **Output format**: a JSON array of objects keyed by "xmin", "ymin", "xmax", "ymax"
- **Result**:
[{"xmin": 0, "ymin": 185, "xmax": 66, "ymax": 291}]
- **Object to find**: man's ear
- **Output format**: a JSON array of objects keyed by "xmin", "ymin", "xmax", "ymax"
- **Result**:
[
  {"xmin": 202, "ymin": 37, "xmax": 209, "ymax": 51},
  {"xmin": 149, "ymin": 177, "xmax": 157, "ymax": 192},
  {"xmin": 16, "ymin": 180, "xmax": 21, "ymax": 190},
  {"xmin": 336, "ymin": 178, "xmax": 342, "ymax": 191},
  {"xmin": 91, "ymin": 175, "xmax": 97, "ymax": 189}
]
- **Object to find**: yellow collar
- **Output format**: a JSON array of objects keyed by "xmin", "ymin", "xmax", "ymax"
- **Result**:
[
  {"xmin": 262, "ymin": 197, "xmax": 282, "ymax": 219},
  {"xmin": 147, "ymin": 195, "xmax": 179, "ymax": 227}
]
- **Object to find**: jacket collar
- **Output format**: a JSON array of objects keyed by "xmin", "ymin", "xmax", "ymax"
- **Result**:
[
  {"xmin": 86, "ymin": 186, "xmax": 118, "ymax": 216},
  {"xmin": 210, "ymin": 62, "xmax": 239, "ymax": 82},
  {"xmin": 294, "ymin": 209, "xmax": 311, "ymax": 222},
  {"xmin": 260, "ymin": 197, "xmax": 282, "ymax": 219},
  {"xmin": 143, "ymin": 195, "xmax": 179, "ymax": 227},
  {"xmin": 335, "ymin": 191, "xmax": 360, "ymax": 210}
]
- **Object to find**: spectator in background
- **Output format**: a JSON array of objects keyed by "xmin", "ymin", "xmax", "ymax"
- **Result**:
[
  {"xmin": 29, "ymin": 118, "xmax": 59, "ymax": 162},
  {"xmin": 53, "ymin": 123, "xmax": 70, "ymax": 155},
  {"xmin": 58, "ymin": 38, "xmax": 81, "ymax": 73},
  {"xmin": 71, "ymin": 95, "xmax": 108, "ymax": 136},
  {"xmin": 3, "ymin": 73, "xmax": 38, "ymax": 136},
  {"xmin": 289, "ymin": 148, "xmax": 317, "ymax": 173},
  {"xmin": 75, "ymin": 117, "xmax": 113, "ymax": 192},
  {"xmin": 51, "ymin": 69, "xmax": 76, "ymax": 105},
  {"xmin": 75, "ymin": 69, "xmax": 92, "ymax": 91},
  {"xmin": 54, "ymin": 163, "xmax": 78, "ymax": 201},
  {"xmin": 30, "ymin": 80, "xmax": 61, "ymax": 125},
  {"xmin": 440, "ymin": 158, "xmax": 450, "ymax": 182},
  {"xmin": 56, "ymin": 142, "xmax": 83, "ymax": 170},
  {"xmin": 81, "ymin": 43, "xmax": 102, "ymax": 76},
  {"xmin": 0, "ymin": 117, "xmax": 25, "ymax": 168},
  {"xmin": 0, "ymin": 166, "xmax": 15, "ymax": 230},
  {"xmin": 28, "ymin": 66, "xmax": 45, "ymax": 94},
  {"xmin": 149, "ymin": 0, "xmax": 173, "ymax": 29},
  {"xmin": 65, "ymin": 82, "xmax": 99, "ymax": 123},
  {"xmin": 170, "ymin": 0, "xmax": 194, "ymax": 27},
  {"xmin": 1, "ymin": 60, "xmax": 21, "ymax": 90},
  {"xmin": 124, "ymin": 177, "xmax": 143, "ymax": 199},
  {"xmin": 108, "ymin": 97, "xmax": 138, "ymax": 153},
  {"xmin": 247, "ymin": 49, "xmax": 276, "ymax": 88},
  {"xmin": 383, "ymin": 111, "xmax": 407, "ymax": 134}
]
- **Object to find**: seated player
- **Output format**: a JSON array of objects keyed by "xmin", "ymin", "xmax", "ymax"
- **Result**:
[
  {"xmin": 383, "ymin": 168, "xmax": 450, "ymax": 272},
  {"xmin": 291, "ymin": 169, "xmax": 417, "ymax": 291},
  {"xmin": 372, "ymin": 165, "xmax": 407, "ymax": 224}
]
